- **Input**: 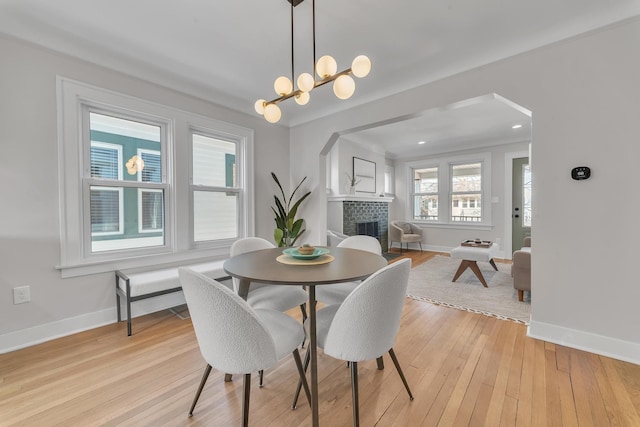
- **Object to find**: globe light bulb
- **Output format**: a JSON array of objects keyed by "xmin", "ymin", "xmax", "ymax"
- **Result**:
[
  {"xmin": 274, "ymin": 76, "xmax": 293, "ymax": 96},
  {"xmin": 351, "ymin": 55, "xmax": 371, "ymax": 78},
  {"xmin": 297, "ymin": 72, "xmax": 315, "ymax": 92},
  {"xmin": 263, "ymin": 103, "xmax": 281, "ymax": 123},
  {"xmin": 316, "ymin": 55, "xmax": 337, "ymax": 79},
  {"xmin": 254, "ymin": 99, "xmax": 266, "ymax": 115},
  {"xmin": 295, "ymin": 91, "xmax": 310, "ymax": 105},
  {"xmin": 333, "ymin": 75, "xmax": 355, "ymax": 100}
]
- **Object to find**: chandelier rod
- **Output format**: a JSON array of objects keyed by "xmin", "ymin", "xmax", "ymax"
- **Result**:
[
  {"xmin": 312, "ymin": 0, "xmax": 316, "ymax": 72},
  {"xmin": 290, "ymin": 0, "xmax": 295, "ymax": 83}
]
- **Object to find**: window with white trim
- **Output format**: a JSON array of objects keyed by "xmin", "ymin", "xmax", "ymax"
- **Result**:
[
  {"xmin": 57, "ymin": 78, "xmax": 254, "ymax": 275},
  {"xmin": 191, "ymin": 132, "xmax": 239, "ymax": 242},
  {"xmin": 409, "ymin": 153, "xmax": 491, "ymax": 226},
  {"xmin": 87, "ymin": 112, "xmax": 167, "ymax": 253}
]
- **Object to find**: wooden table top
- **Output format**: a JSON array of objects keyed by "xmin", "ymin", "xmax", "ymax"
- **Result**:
[{"xmin": 223, "ymin": 247, "xmax": 387, "ymax": 286}]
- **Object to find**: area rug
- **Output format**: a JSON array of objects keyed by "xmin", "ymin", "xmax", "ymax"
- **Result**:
[{"xmin": 407, "ymin": 255, "xmax": 530, "ymax": 324}]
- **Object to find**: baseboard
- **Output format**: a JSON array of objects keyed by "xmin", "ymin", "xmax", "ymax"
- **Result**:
[
  {"xmin": 528, "ymin": 320, "xmax": 640, "ymax": 365},
  {"xmin": 0, "ymin": 292, "xmax": 186, "ymax": 354}
]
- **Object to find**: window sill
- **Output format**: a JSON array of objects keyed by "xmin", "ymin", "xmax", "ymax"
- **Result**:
[
  {"xmin": 56, "ymin": 245, "xmax": 231, "ymax": 278},
  {"xmin": 414, "ymin": 222, "xmax": 493, "ymax": 231}
]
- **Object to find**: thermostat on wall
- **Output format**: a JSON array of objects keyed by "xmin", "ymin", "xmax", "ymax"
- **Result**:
[{"xmin": 571, "ymin": 166, "xmax": 591, "ymax": 180}]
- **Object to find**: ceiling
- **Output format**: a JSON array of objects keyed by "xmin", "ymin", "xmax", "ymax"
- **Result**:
[{"xmin": 1, "ymin": 0, "xmax": 638, "ymax": 156}]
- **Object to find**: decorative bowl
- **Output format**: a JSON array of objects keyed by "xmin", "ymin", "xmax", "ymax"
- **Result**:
[
  {"xmin": 297, "ymin": 245, "xmax": 316, "ymax": 255},
  {"xmin": 283, "ymin": 247, "xmax": 330, "ymax": 260}
]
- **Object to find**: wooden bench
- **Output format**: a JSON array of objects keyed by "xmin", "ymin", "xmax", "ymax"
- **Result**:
[{"xmin": 115, "ymin": 260, "xmax": 228, "ymax": 336}]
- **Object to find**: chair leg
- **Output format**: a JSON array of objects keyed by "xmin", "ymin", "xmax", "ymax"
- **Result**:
[
  {"xmin": 292, "ymin": 348, "xmax": 311, "ymax": 408},
  {"xmin": 518, "ymin": 289, "xmax": 524, "ymax": 302},
  {"xmin": 388, "ymin": 348, "xmax": 414, "ymax": 400},
  {"xmin": 419, "ymin": 241, "xmax": 423, "ymax": 252},
  {"xmin": 189, "ymin": 364, "xmax": 212, "ymax": 417},
  {"xmin": 376, "ymin": 356, "xmax": 384, "ymax": 370},
  {"xmin": 350, "ymin": 361, "xmax": 360, "ymax": 427},
  {"xmin": 259, "ymin": 370, "xmax": 264, "ymax": 387},
  {"xmin": 242, "ymin": 373, "xmax": 251, "ymax": 427},
  {"xmin": 292, "ymin": 346, "xmax": 311, "ymax": 409}
]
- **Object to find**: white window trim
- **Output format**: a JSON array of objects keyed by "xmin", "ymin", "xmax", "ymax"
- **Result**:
[
  {"xmin": 407, "ymin": 152, "xmax": 492, "ymax": 229},
  {"xmin": 188, "ymin": 125, "xmax": 251, "ymax": 249},
  {"xmin": 56, "ymin": 77, "xmax": 254, "ymax": 277}
]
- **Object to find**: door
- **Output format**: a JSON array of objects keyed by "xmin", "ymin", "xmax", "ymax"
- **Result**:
[{"xmin": 512, "ymin": 157, "xmax": 531, "ymax": 250}]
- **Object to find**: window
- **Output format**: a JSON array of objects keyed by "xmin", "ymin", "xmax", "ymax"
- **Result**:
[
  {"xmin": 412, "ymin": 167, "xmax": 438, "ymax": 220},
  {"xmin": 384, "ymin": 164, "xmax": 394, "ymax": 195},
  {"xmin": 57, "ymin": 77, "xmax": 254, "ymax": 276},
  {"xmin": 451, "ymin": 162, "xmax": 482, "ymax": 222},
  {"xmin": 88, "ymin": 113, "xmax": 166, "ymax": 253},
  {"xmin": 89, "ymin": 142, "xmax": 123, "ymax": 236},
  {"xmin": 408, "ymin": 153, "xmax": 491, "ymax": 227},
  {"xmin": 191, "ymin": 132, "xmax": 239, "ymax": 242}
]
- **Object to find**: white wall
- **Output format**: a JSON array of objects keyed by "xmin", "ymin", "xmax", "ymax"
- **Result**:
[
  {"xmin": 291, "ymin": 18, "xmax": 640, "ymax": 364},
  {"xmin": 0, "ymin": 35, "xmax": 290, "ymax": 350},
  {"xmin": 329, "ymin": 138, "xmax": 385, "ymax": 196}
]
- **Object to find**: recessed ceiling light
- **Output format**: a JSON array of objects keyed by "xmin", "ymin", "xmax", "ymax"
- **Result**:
[
  {"xmin": 418, "ymin": 141, "xmax": 426, "ymax": 144},
  {"xmin": 512, "ymin": 124, "xmax": 523, "ymax": 129}
]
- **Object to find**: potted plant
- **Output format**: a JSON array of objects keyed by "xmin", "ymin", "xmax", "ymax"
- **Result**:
[{"xmin": 271, "ymin": 172, "xmax": 311, "ymax": 247}]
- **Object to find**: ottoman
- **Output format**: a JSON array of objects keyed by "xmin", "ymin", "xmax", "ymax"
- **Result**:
[{"xmin": 450, "ymin": 243, "xmax": 499, "ymax": 287}]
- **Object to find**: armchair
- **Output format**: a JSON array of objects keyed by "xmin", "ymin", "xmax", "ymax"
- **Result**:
[
  {"xmin": 512, "ymin": 236, "xmax": 531, "ymax": 302},
  {"xmin": 389, "ymin": 220, "xmax": 424, "ymax": 252}
]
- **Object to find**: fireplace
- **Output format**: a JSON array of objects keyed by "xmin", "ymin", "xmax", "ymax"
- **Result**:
[
  {"xmin": 357, "ymin": 221, "xmax": 379, "ymax": 240},
  {"xmin": 327, "ymin": 196, "xmax": 392, "ymax": 253}
]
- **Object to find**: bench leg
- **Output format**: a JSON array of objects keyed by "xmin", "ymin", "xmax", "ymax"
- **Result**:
[
  {"xmin": 116, "ymin": 293, "xmax": 121, "ymax": 323},
  {"xmin": 127, "ymin": 297, "xmax": 132, "ymax": 336},
  {"xmin": 452, "ymin": 260, "xmax": 489, "ymax": 287},
  {"xmin": 489, "ymin": 258, "xmax": 498, "ymax": 271}
]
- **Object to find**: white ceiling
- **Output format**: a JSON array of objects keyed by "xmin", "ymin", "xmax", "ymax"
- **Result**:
[{"xmin": 1, "ymin": 0, "xmax": 638, "ymax": 156}]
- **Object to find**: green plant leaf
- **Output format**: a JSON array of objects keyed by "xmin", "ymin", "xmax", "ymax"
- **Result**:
[
  {"xmin": 290, "ymin": 229, "xmax": 305, "ymax": 246},
  {"xmin": 288, "ymin": 176, "xmax": 307, "ymax": 206},
  {"xmin": 274, "ymin": 228, "xmax": 284, "ymax": 246},
  {"xmin": 288, "ymin": 191, "xmax": 311, "ymax": 220},
  {"xmin": 270, "ymin": 173, "xmax": 310, "ymax": 247},
  {"xmin": 291, "ymin": 218, "xmax": 303, "ymax": 236}
]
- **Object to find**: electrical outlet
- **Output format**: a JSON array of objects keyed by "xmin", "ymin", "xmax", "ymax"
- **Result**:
[{"xmin": 13, "ymin": 286, "xmax": 30, "ymax": 304}]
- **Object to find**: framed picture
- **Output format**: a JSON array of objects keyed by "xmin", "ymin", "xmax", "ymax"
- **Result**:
[{"xmin": 353, "ymin": 157, "xmax": 376, "ymax": 193}]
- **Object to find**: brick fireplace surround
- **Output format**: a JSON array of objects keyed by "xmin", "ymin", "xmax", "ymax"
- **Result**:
[{"xmin": 327, "ymin": 195, "xmax": 394, "ymax": 252}]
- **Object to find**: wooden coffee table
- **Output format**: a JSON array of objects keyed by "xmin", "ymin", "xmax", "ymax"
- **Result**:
[{"xmin": 450, "ymin": 243, "xmax": 498, "ymax": 287}]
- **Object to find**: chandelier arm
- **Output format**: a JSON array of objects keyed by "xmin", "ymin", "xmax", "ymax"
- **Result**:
[
  {"xmin": 313, "ymin": 68, "xmax": 352, "ymax": 89},
  {"xmin": 267, "ymin": 89, "xmax": 303, "ymax": 105}
]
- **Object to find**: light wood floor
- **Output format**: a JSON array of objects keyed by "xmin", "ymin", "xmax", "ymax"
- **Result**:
[{"xmin": 2, "ymin": 250, "xmax": 640, "ymax": 426}]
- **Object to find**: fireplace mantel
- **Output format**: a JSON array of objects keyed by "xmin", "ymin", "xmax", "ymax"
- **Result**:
[{"xmin": 328, "ymin": 195, "xmax": 394, "ymax": 203}]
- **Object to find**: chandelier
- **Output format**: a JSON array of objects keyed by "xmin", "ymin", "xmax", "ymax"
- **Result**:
[{"xmin": 254, "ymin": 0, "xmax": 371, "ymax": 123}]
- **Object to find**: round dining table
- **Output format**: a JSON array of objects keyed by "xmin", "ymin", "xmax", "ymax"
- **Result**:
[{"xmin": 223, "ymin": 246, "xmax": 387, "ymax": 427}]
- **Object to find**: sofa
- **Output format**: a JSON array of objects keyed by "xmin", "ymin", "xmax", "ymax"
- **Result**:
[{"xmin": 512, "ymin": 236, "xmax": 531, "ymax": 302}]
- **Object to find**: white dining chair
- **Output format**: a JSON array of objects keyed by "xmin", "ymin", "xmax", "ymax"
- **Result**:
[
  {"xmin": 230, "ymin": 237, "xmax": 310, "ymax": 385},
  {"xmin": 178, "ymin": 268, "xmax": 310, "ymax": 425},
  {"xmin": 293, "ymin": 259, "xmax": 414, "ymax": 427},
  {"xmin": 315, "ymin": 235, "xmax": 383, "ymax": 306},
  {"xmin": 230, "ymin": 237, "xmax": 309, "ymax": 315}
]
